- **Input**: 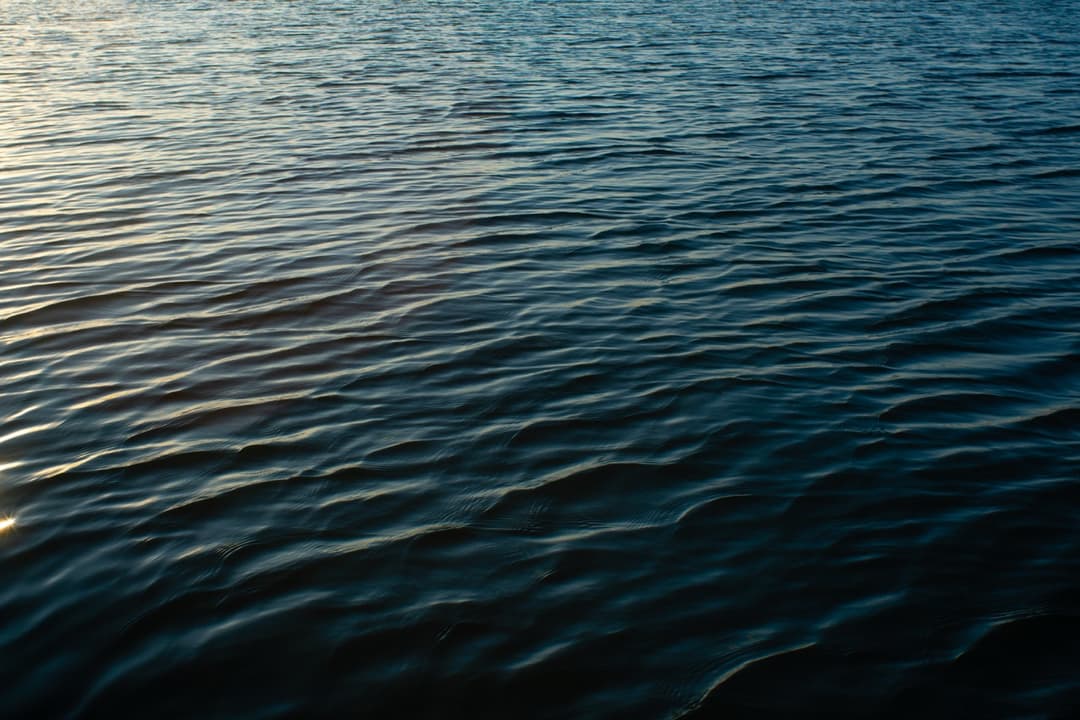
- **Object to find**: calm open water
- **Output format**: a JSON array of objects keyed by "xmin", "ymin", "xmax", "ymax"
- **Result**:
[{"xmin": 2, "ymin": 0, "xmax": 1080, "ymax": 717}]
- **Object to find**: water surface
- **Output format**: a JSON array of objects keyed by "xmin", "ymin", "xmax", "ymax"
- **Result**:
[{"xmin": 2, "ymin": 1, "xmax": 1080, "ymax": 717}]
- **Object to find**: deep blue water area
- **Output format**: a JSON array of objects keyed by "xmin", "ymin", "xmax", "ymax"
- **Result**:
[{"xmin": 2, "ymin": 0, "xmax": 1079, "ymax": 717}]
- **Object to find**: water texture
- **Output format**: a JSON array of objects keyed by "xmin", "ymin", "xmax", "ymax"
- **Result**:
[{"xmin": 2, "ymin": 0, "xmax": 1079, "ymax": 716}]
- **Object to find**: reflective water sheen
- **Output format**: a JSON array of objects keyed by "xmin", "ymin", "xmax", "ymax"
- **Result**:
[{"xmin": 2, "ymin": 1, "xmax": 1080, "ymax": 717}]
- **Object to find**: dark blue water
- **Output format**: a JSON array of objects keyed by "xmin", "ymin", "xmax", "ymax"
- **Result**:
[{"xmin": 2, "ymin": 0, "xmax": 1080, "ymax": 716}]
